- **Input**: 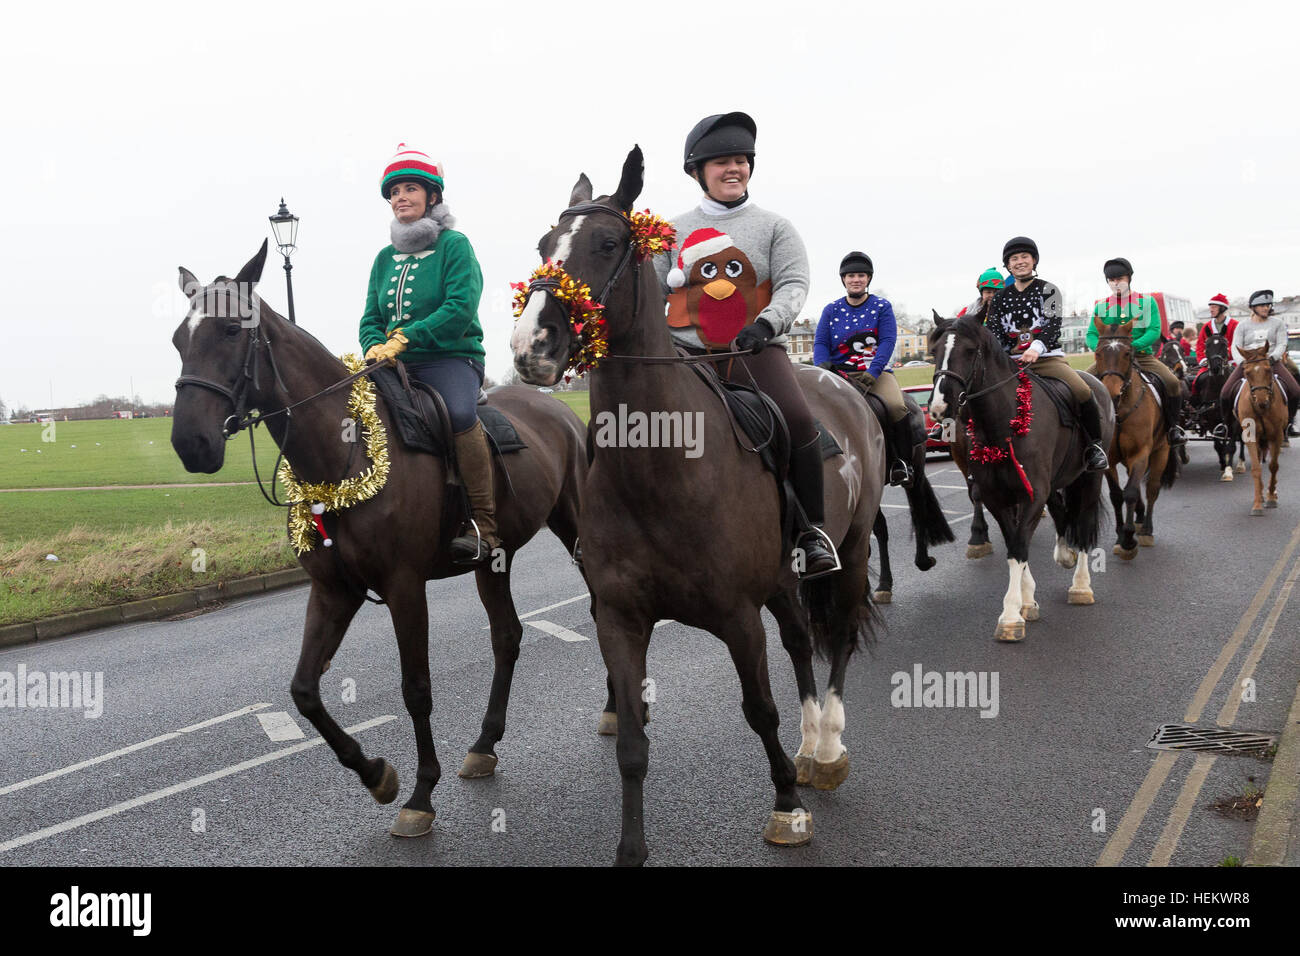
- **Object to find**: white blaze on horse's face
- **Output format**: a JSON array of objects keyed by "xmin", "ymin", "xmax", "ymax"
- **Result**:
[
  {"xmin": 186, "ymin": 302, "xmax": 207, "ymax": 341},
  {"xmin": 551, "ymin": 215, "xmax": 585, "ymax": 266},
  {"xmin": 930, "ymin": 332, "xmax": 955, "ymax": 419},
  {"xmin": 510, "ymin": 215, "xmax": 589, "ymax": 386}
]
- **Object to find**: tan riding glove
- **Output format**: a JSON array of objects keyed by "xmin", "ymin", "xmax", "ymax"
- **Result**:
[
  {"xmin": 851, "ymin": 370, "xmax": 877, "ymax": 388},
  {"xmin": 367, "ymin": 330, "xmax": 408, "ymax": 363}
]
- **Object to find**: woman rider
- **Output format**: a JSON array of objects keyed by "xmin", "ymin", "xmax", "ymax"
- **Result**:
[
  {"xmin": 985, "ymin": 236, "xmax": 1109, "ymax": 472},
  {"xmin": 360, "ymin": 144, "xmax": 498, "ymax": 564},
  {"xmin": 654, "ymin": 111, "xmax": 836, "ymax": 578},
  {"xmin": 1219, "ymin": 289, "xmax": 1300, "ymax": 428},
  {"xmin": 814, "ymin": 251, "xmax": 914, "ymax": 486}
]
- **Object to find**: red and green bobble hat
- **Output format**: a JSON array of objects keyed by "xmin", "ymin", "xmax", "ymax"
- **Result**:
[
  {"xmin": 977, "ymin": 267, "xmax": 1004, "ymax": 290},
  {"xmin": 380, "ymin": 143, "xmax": 445, "ymax": 199}
]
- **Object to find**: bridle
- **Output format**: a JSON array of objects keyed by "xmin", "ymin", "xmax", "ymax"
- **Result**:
[
  {"xmin": 1241, "ymin": 354, "xmax": 1277, "ymax": 411},
  {"xmin": 1095, "ymin": 333, "xmax": 1148, "ymax": 423},
  {"xmin": 932, "ymin": 328, "xmax": 1022, "ymax": 414},
  {"xmin": 174, "ymin": 293, "xmax": 386, "ymax": 506}
]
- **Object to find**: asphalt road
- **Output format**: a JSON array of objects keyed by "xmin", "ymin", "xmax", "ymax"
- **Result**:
[{"xmin": 2, "ymin": 441, "xmax": 1298, "ymax": 866}]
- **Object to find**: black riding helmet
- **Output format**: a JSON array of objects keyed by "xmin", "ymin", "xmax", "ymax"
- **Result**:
[
  {"xmin": 1002, "ymin": 236, "xmax": 1038, "ymax": 267},
  {"xmin": 1103, "ymin": 257, "xmax": 1134, "ymax": 280},
  {"xmin": 683, "ymin": 112, "xmax": 757, "ymax": 180},
  {"xmin": 839, "ymin": 251, "xmax": 873, "ymax": 278},
  {"xmin": 1249, "ymin": 289, "xmax": 1274, "ymax": 308}
]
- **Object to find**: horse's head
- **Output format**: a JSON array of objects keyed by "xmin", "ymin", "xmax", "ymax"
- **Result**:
[
  {"xmin": 170, "ymin": 240, "xmax": 270, "ymax": 472},
  {"xmin": 510, "ymin": 146, "xmax": 646, "ymax": 386},
  {"xmin": 1204, "ymin": 332, "xmax": 1229, "ymax": 373},
  {"xmin": 1094, "ymin": 321, "xmax": 1135, "ymax": 402},
  {"xmin": 929, "ymin": 313, "xmax": 995, "ymax": 421},
  {"xmin": 1239, "ymin": 345, "xmax": 1275, "ymax": 411}
]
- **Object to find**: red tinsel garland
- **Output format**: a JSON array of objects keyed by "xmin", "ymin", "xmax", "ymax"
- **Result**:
[{"xmin": 966, "ymin": 370, "xmax": 1036, "ymax": 498}]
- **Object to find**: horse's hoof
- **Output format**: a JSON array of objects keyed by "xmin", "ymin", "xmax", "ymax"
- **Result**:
[
  {"xmin": 966, "ymin": 542, "xmax": 993, "ymax": 559},
  {"xmin": 1221, "ymin": 470, "xmax": 1234, "ymax": 482},
  {"xmin": 872, "ymin": 589, "xmax": 892, "ymax": 604},
  {"xmin": 1055, "ymin": 550, "xmax": 1077, "ymax": 569},
  {"xmin": 1118, "ymin": 547, "xmax": 1138, "ymax": 561},
  {"xmin": 596, "ymin": 712, "xmax": 618, "ymax": 736},
  {"xmin": 368, "ymin": 760, "xmax": 399, "ymax": 805},
  {"xmin": 995, "ymin": 620, "xmax": 1025, "ymax": 642},
  {"xmin": 1068, "ymin": 587, "xmax": 1095, "ymax": 605},
  {"xmin": 1236, "ymin": 462, "xmax": 1246, "ymax": 473},
  {"xmin": 1251, "ymin": 507, "xmax": 1264, "ymax": 516},
  {"xmin": 812, "ymin": 753, "xmax": 850, "ymax": 791},
  {"xmin": 762, "ymin": 809, "xmax": 813, "ymax": 847},
  {"xmin": 1020, "ymin": 602, "xmax": 1040, "ymax": 622},
  {"xmin": 1137, "ymin": 534, "xmax": 1155, "ymax": 547},
  {"xmin": 916, "ymin": 556, "xmax": 936, "ymax": 572},
  {"xmin": 388, "ymin": 807, "xmax": 435, "ymax": 838},
  {"xmin": 458, "ymin": 752, "xmax": 498, "ymax": 779},
  {"xmin": 795, "ymin": 754, "xmax": 814, "ymax": 786},
  {"xmin": 1112, "ymin": 544, "xmax": 1123, "ymax": 555},
  {"xmin": 1266, "ymin": 499, "xmax": 1278, "ymax": 509}
]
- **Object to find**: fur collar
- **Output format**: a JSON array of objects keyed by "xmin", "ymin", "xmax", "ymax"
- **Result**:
[{"xmin": 391, "ymin": 203, "xmax": 457, "ymax": 253}]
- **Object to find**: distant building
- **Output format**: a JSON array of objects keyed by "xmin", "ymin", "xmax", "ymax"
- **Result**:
[
  {"xmin": 1061, "ymin": 312, "xmax": 1091, "ymax": 353},
  {"xmin": 786, "ymin": 319, "xmax": 815, "ymax": 364}
]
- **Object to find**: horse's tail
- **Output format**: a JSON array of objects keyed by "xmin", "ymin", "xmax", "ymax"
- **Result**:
[
  {"xmin": 910, "ymin": 472, "xmax": 956, "ymax": 547},
  {"xmin": 1063, "ymin": 473, "xmax": 1104, "ymax": 555},
  {"xmin": 798, "ymin": 569, "xmax": 881, "ymax": 662},
  {"xmin": 1160, "ymin": 443, "xmax": 1180, "ymax": 488}
]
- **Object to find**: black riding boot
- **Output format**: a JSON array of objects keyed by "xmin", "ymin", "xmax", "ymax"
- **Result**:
[
  {"xmin": 1288, "ymin": 395, "xmax": 1299, "ymax": 438},
  {"xmin": 888, "ymin": 416, "xmax": 916, "ymax": 488},
  {"xmin": 789, "ymin": 436, "xmax": 839, "ymax": 578},
  {"xmin": 1079, "ymin": 397, "xmax": 1109, "ymax": 472},
  {"xmin": 1165, "ymin": 391, "xmax": 1187, "ymax": 446}
]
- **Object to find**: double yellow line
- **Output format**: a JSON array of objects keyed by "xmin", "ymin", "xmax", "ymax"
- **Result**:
[{"xmin": 1098, "ymin": 514, "xmax": 1300, "ymax": 867}]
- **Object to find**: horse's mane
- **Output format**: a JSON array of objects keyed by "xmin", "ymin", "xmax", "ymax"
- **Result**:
[{"xmin": 948, "ymin": 315, "xmax": 1015, "ymax": 376}]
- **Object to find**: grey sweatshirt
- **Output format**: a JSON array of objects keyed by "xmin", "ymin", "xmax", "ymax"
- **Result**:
[
  {"xmin": 653, "ymin": 198, "xmax": 809, "ymax": 350},
  {"xmin": 1232, "ymin": 316, "xmax": 1288, "ymax": 363}
]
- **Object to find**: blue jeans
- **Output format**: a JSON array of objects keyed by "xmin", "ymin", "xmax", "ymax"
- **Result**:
[{"xmin": 404, "ymin": 357, "xmax": 485, "ymax": 433}]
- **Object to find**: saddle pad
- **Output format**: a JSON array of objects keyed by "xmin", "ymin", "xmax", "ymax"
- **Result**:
[
  {"xmin": 1138, "ymin": 370, "xmax": 1163, "ymax": 409},
  {"xmin": 370, "ymin": 364, "xmax": 526, "ymax": 457}
]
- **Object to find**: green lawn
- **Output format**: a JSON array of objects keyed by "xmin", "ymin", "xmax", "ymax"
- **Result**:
[{"xmin": 891, "ymin": 353, "xmax": 1096, "ymax": 388}]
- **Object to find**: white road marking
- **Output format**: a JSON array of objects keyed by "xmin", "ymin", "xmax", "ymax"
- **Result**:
[
  {"xmin": 0, "ymin": 715, "xmax": 397, "ymax": 855},
  {"xmin": 929, "ymin": 484, "xmax": 970, "ymax": 491},
  {"xmin": 482, "ymin": 592, "xmax": 589, "ymax": 629},
  {"xmin": 526, "ymin": 619, "xmax": 589, "ymax": 643},
  {"xmin": 0, "ymin": 703, "xmax": 272, "ymax": 797},
  {"xmin": 256, "ymin": 711, "xmax": 306, "ymax": 742}
]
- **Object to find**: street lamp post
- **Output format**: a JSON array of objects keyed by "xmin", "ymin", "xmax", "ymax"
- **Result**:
[{"xmin": 269, "ymin": 198, "xmax": 300, "ymax": 324}]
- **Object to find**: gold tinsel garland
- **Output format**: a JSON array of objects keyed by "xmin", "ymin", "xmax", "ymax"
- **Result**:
[{"xmin": 277, "ymin": 353, "xmax": 390, "ymax": 554}]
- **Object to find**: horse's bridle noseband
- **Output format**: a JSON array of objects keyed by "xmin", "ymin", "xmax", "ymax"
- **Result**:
[{"xmin": 1242, "ymin": 354, "xmax": 1278, "ymax": 409}]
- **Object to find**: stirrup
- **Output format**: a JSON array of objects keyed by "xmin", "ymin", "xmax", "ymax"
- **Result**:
[
  {"xmin": 570, "ymin": 537, "xmax": 584, "ymax": 567},
  {"xmin": 1085, "ymin": 444, "xmax": 1109, "ymax": 472},
  {"xmin": 1211, "ymin": 423, "xmax": 1228, "ymax": 439},
  {"xmin": 796, "ymin": 525, "xmax": 842, "ymax": 581},
  {"xmin": 888, "ymin": 458, "xmax": 914, "ymax": 487},
  {"xmin": 450, "ymin": 517, "xmax": 489, "ymax": 565},
  {"xmin": 1168, "ymin": 426, "xmax": 1187, "ymax": 445}
]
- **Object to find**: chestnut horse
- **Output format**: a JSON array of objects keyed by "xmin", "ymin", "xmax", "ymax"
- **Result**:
[
  {"xmin": 1094, "ymin": 322, "xmax": 1178, "ymax": 558},
  {"xmin": 511, "ymin": 147, "xmax": 885, "ymax": 865},
  {"xmin": 170, "ymin": 242, "xmax": 588, "ymax": 839},
  {"xmin": 1234, "ymin": 345, "xmax": 1287, "ymax": 514}
]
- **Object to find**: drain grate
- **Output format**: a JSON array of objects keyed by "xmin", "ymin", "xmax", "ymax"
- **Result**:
[{"xmin": 1146, "ymin": 723, "xmax": 1275, "ymax": 758}]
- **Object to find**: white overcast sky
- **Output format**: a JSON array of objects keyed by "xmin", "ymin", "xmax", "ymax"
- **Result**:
[{"xmin": 1, "ymin": 0, "xmax": 1296, "ymax": 410}]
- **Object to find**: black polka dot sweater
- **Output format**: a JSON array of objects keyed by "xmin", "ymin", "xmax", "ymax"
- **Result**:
[{"xmin": 986, "ymin": 278, "xmax": 1064, "ymax": 357}]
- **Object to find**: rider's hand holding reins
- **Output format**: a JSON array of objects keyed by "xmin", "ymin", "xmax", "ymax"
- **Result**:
[
  {"xmin": 367, "ymin": 329, "xmax": 409, "ymax": 364},
  {"xmin": 734, "ymin": 319, "xmax": 774, "ymax": 354},
  {"xmin": 1016, "ymin": 349, "xmax": 1039, "ymax": 365},
  {"xmin": 852, "ymin": 370, "xmax": 877, "ymax": 388}
]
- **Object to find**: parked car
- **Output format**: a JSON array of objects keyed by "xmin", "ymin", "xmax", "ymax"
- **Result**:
[
  {"xmin": 903, "ymin": 360, "xmax": 930, "ymax": 368},
  {"xmin": 902, "ymin": 383, "xmax": 949, "ymax": 455}
]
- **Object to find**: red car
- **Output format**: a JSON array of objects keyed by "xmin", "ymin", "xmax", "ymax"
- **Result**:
[{"xmin": 902, "ymin": 383, "xmax": 949, "ymax": 454}]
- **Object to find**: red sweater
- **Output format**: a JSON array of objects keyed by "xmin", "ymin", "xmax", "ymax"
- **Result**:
[{"xmin": 1196, "ymin": 317, "xmax": 1238, "ymax": 361}]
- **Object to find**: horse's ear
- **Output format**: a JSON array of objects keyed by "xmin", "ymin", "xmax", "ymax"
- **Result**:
[
  {"xmin": 932, "ymin": 310, "xmax": 949, "ymax": 330},
  {"xmin": 612, "ymin": 145, "xmax": 644, "ymax": 212},
  {"xmin": 569, "ymin": 173, "xmax": 593, "ymax": 207},
  {"xmin": 1118, "ymin": 320, "xmax": 1134, "ymax": 336},
  {"xmin": 178, "ymin": 266, "xmax": 201, "ymax": 300},
  {"xmin": 234, "ymin": 239, "xmax": 269, "ymax": 290}
]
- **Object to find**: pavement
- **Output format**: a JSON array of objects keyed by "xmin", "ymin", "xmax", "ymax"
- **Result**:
[{"xmin": 1, "ymin": 440, "xmax": 1298, "ymax": 867}]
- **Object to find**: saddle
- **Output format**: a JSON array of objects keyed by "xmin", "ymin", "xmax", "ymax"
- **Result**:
[
  {"xmin": 1137, "ymin": 369, "xmax": 1164, "ymax": 410},
  {"xmin": 1023, "ymin": 370, "xmax": 1078, "ymax": 429},
  {"xmin": 370, "ymin": 362, "xmax": 527, "ymax": 458}
]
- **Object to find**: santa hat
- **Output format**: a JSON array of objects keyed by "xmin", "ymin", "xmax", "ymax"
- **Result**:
[
  {"xmin": 1208, "ymin": 293, "xmax": 1229, "ymax": 309},
  {"xmin": 666, "ymin": 227, "xmax": 733, "ymax": 288}
]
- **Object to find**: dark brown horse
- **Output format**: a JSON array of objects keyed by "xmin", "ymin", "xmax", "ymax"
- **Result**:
[
  {"xmin": 510, "ymin": 147, "xmax": 885, "ymax": 865},
  {"xmin": 1192, "ymin": 330, "xmax": 1245, "ymax": 479},
  {"xmin": 1094, "ymin": 322, "xmax": 1177, "ymax": 558},
  {"xmin": 929, "ymin": 316, "xmax": 1112, "ymax": 642},
  {"xmin": 1235, "ymin": 345, "xmax": 1287, "ymax": 514},
  {"xmin": 170, "ymin": 242, "xmax": 588, "ymax": 839}
]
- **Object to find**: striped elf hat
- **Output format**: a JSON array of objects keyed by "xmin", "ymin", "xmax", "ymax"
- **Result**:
[{"xmin": 380, "ymin": 144, "xmax": 445, "ymax": 198}]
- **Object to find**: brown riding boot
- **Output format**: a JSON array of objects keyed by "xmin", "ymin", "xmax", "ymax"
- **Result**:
[{"xmin": 449, "ymin": 420, "xmax": 501, "ymax": 565}]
